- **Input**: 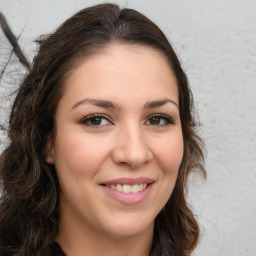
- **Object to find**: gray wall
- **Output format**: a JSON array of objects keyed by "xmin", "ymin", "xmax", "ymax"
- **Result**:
[{"xmin": 0, "ymin": 1, "xmax": 255, "ymax": 255}]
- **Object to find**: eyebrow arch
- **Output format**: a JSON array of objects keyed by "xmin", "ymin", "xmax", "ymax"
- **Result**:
[
  {"xmin": 71, "ymin": 98, "xmax": 119, "ymax": 110},
  {"xmin": 144, "ymin": 99, "xmax": 179, "ymax": 109},
  {"xmin": 71, "ymin": 98, "xmax": 179, "ymax": 111}
]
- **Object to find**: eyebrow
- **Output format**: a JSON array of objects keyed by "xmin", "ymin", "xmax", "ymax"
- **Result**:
[
  {"xmin": 144, "ymin": 99, "xmax": 179, "ymax": 109},
  {"xmin": 71, "ymin": 98, "xmax": 179, "ymax": 110},
  {"xmin": 71, "ymin": 99, "xmax": 119, "ymax": 110}
]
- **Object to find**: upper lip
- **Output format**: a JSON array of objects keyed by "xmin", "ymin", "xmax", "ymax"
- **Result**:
[{"xmin": 101, "ymin": 177, "xmax": 155, "ymax": 186}]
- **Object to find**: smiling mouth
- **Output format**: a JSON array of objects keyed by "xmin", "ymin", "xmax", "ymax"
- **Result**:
[
  {"xmin": 101, "ymin": 179, "xmax": 154, "ymax": 204},
  {"xmin": 103, "ymin": 183, "xmax": 148, "ymax": 194}
]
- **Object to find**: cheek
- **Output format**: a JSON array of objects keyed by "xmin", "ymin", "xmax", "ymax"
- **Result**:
[
  {"xmin": 53, "ymin": 132, "xmax": 111, "ymax": 177},
  {"xmin": 156, "ymin": 134, "xmax": 184, "ymax": 174},
  {"xmin": 149, "ymin": 132, "xmax": 184, "ymax": 215}
]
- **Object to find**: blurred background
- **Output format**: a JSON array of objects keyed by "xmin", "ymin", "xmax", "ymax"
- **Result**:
[{"xmin": 0, "ymin": 1, "xmax": 255, "ymax": 255}]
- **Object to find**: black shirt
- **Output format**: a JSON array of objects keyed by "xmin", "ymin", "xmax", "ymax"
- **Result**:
[{"xmin": 51, "ymin": 242, "xmax": 66, "ymax": 256}]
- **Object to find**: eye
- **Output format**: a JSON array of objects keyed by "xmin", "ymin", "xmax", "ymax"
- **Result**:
[
  {"xmin": 80, "ymin": 114, "xmax": 112, "ymax": 127},
  {"xmin": 145, "ymin": 114, "xmax": 174, "ymax": 126}
]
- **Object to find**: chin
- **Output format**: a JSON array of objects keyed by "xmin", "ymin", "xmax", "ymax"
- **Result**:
[{"xmin": 101, "ymin": 213, "xmax": 154, "ymax": 239}]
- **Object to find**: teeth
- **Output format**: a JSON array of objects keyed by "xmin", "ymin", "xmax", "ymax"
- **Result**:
[
  {"xmin": 116, "ymin": 184, "xmax": 122, "ymax": 192},
  {"xmin": 131, "ymin": 184, "xmax": 139, "ymax": 193},
  {"xmin": 105, "ymin": 183, "xmax": 147, "ymax": 193},
  {"xmin": 123, "ymin": 184, "xmax": 132, "ymax": 193}
]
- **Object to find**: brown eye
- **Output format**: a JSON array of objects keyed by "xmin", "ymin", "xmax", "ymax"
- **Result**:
[
  {"xmin": 146, "ymin": 114, "xmax": 174, "ymax": 126},
  {"xmin": 80, "ymin": 115, "xmax": 112, "ymax": 127},
  {"xmin": 90, "ymin": 117, "xmax": 102, "ymax": 125},
  {"xmin": 149, "ymin": 116, "xmax": 161, "ymax": 125}
]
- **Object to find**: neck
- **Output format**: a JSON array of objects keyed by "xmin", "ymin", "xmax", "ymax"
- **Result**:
[
  {"xmin": 56, "ymin": 227, "xmax": 153, "ymax": 256},
  {"xmin": 56, "ymin": 215, "xmax": 153, "ymax": 256}
]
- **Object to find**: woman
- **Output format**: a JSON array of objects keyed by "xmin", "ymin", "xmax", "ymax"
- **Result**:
[{"xmin": 0, "ymin": 3, "xmax": 205, "ymax": 256}]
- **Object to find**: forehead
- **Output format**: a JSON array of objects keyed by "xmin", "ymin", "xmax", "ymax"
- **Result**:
[{"xmin": 60, "ymin": 43, "xmax": 178, "ymax": 107}]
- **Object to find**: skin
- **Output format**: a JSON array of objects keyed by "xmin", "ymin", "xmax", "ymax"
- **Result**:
[{"xmin": 46, "ymin": 43, "xmax": 184, "ymax": 256}]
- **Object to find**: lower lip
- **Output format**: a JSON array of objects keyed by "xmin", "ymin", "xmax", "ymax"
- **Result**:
[{"xmin": 101, "ymin": 183, "xmax": 154, "ymax": 205}]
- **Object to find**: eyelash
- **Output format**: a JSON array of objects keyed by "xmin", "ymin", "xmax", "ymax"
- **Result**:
[
  {"xmin": 80, "ymin": 114, "xmax": 112, "ymax": 127},
  {"xmin": 80, "ymin": 114, "xmax": 174, "ymax": 127},
  {"xmin": 146, "ymin": 114, "xmax": 174, "ymax": 126}
]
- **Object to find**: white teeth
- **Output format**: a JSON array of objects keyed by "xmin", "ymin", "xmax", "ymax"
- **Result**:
[
  {"xmin": 123, "ymin": 185, "xmax": 132, "ymax": 193},
  {"xmin": 105, "ymin": 183, "xmax": 147, "ymax": 193},
  {"xmin": 116, "ymin": 184, "xmax": 122, "ymax": 192},
  {"xmin": 132, "ymin": 184, "xmax": 139, "ymax": 193}
]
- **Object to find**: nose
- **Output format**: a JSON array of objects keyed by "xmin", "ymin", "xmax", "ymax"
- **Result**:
[{"xmin": 112, "ymin": 124, "xmax": 153, "ymax": 169}]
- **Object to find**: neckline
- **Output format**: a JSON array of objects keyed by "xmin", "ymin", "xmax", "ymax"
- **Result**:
[{"xmin": 51, "ymin": 242, "xmax": 67, "ymax": 256}]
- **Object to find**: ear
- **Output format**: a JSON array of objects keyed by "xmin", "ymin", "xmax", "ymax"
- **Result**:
[{"xmin": 45, "ymin": 137, "xmax": 55, "ymax": 164}]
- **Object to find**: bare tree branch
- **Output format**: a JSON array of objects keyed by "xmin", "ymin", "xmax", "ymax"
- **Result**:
[{"xmin": 0, "ymin": 12, "xmax": 31, "ymax": 71}]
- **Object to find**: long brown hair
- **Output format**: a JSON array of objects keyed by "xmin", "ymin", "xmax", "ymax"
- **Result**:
[{"xmin": 0, "ymin": 3, "xmax": 205, "ymax": 256}]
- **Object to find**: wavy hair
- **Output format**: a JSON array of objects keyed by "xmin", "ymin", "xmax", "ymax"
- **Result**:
[{"xmin": 0, "ymin": 3, "xmax": 205, "ymax": 256}]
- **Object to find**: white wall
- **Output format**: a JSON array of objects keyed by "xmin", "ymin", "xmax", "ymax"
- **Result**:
[{"xmin": 0, "ymin": 1, "xmax": 255, "ymax": 255}]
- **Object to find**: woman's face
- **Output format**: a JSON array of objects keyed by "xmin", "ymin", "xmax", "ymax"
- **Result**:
[{"xmin": 46, "ymin": 44, "xmax": 183, "ymax": 240}]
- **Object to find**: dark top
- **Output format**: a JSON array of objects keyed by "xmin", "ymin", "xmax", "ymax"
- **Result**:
[{"xmin": 51, "ymin": 242, "xmax": 66, "ymax": 256}]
